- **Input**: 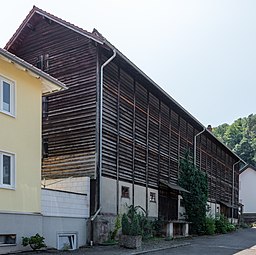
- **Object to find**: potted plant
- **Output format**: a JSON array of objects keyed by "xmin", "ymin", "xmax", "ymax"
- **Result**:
[{"xmin": 120, "ymin": 205, "xmax": 142, "ymax": 249}]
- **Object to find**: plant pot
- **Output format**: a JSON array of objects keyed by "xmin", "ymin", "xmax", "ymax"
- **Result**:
[{"xmin": 119, "ymin": 235, "xmax": 142, "ymax": 249}]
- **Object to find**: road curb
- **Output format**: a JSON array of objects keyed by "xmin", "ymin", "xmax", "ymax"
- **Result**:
[{"xmin": 131, "ymin": 242, "xmax": 191, "ymax": 255}]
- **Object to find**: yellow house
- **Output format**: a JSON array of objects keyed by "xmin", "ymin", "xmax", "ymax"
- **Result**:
[{"xmin": 0, "ymin": 48, "xmax": 66, "ymax": 252}]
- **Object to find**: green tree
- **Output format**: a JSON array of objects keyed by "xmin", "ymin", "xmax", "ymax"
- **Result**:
[
  {"xmin": 213, "ymin": 123, "xmax": 229, "ymax": 143},
  {"xmin": 224, "ymin": 118, "xmax": 245, "ymax": 149},
  {"xmin": 179, "ymin": 154, "xmax": 208, "ymax": 235},
  {"xmin": 213, "ymin": 114, "xmax": 256, "ymax": 166}
]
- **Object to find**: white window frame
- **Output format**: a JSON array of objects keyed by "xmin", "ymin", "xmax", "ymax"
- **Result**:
[
  {"xmin": 0, "ymin": 151, "xmax": 15, "ymax": 189},
  {"xmin": 0, "ymin": 234, "xmax": 16, "ymax": 246},
  {"xmin": 57, "ymin": 233, "xmax": 77, "ymax": 250},
  {"xmin": 0, "ymin": 76, "xmax": 15, "ymax": 117}
]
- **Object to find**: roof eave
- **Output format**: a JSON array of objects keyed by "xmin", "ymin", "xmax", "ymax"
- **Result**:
[
  {"xmin": 0, "ymin": 48, "xmax": 67, "ymax": 93},
  {"xmin": 5, "ymin": 6, "xmax": 103, "ymax": 50}
]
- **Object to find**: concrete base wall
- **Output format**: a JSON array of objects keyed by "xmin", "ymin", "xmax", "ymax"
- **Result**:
[
  {"xmin": 43, "ymin": 216, "xmax": 87, "ymax": 249},
  {"xmin": 0, "ymin": 212, "xmax": 88, "ymax": 254},
  {"xmin": 0, "ymin": 212, "xmax": 42, "ymax": 254},
  {"xmin": 101, "ymin": 176, "xmax": 158, "ymax": 217}
]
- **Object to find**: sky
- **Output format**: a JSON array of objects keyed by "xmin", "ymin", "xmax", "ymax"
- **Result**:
[{"xmin": 1, "ymin": 0, "xmax": 255, "ymax": 127}]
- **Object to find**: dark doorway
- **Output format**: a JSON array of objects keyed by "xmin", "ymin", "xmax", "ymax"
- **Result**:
[{"xmin": 158, "ymin": 187, "xmax": 178, "ymax": 221}]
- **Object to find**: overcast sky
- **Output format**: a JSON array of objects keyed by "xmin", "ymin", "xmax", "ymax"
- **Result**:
[{"xmin": 1, "ymin": 0, "xmax": 255, "ymax": 127}]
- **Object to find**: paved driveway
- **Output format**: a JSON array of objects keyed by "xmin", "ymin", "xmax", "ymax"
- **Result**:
[
  {"xmin": 31, "ymin": 228, "xmax": 256, "ymax": 255},
  {"xmin": 147, "ymin": 228, "xmax": 256, "ymax": 255}
]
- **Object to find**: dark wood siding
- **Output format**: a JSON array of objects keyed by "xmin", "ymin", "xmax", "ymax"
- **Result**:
[
  {"xmin": 10, "ymin": 14, "xmax": 98, "ymax": 179},
  {"xmin": 101, "ymin": 52, "xmax": 239, "ymax": 208}
]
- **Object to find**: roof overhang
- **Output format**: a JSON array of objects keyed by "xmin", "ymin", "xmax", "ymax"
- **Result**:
[
  {"xmin": 159, "ymin": 179, "xmax": 190, "ymax": 193},
  {"xmin": 219, "ymin": 201, "xmax": 237, "ymax": 209},
  {"xmin": 239, "ymin": 164, "xmax": 256, "ymax": 174},
  {"xmin": 0, "ymin": 48, "xmax": 66, "ymax": 94},
  {"xmin": 5, "ymin": 5, "xmax": 103, "ymax": 51}
]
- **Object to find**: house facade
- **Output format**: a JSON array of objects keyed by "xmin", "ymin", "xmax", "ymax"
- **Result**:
[
  {"xmin": 0, "ymin": 48, "xmax": 67, "ymax": 253},
  {"xmin": 5, "ymin": 6, "xmax": 242, "ymax": 242},
  {"xmin": 239, "ymin": 165, "xmax": 256, "ymax": 223}
]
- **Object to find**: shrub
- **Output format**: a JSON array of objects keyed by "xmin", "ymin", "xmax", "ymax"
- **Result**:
[
  {"xmin": 121, "ymin": 213, "xmax": 130, "ymax": 235},
  {"xmin": 152, "ymin": 218, "xmax": 165, "ymax": 237},
  {"xmin": 215, "ymin": 214, "xmax": 229, "ymax": 234},
  {"xmin": 110, "ymin": 214, "xmax": 121, "ymax": 240},
  {"xmin": 205, "ymin": 217, "xmax": 216, "ymax": 235},
  {"xmin": 22, "ymin": 233, "xmax": 46, "ymax": 251},
  {"xmin": 130, "ymin": 214, "xmax": 140, "ymax": 236},
  {"xmin": 138, "ymin": 213, "xmax": 154, "ymax": 239},
  {"xmin": 226, "ymin": 222, "xmax": 236, "ymax": 232},
  {"xmin": 121, "ymin": 206, "xmax": 142, "ymax": 236}
]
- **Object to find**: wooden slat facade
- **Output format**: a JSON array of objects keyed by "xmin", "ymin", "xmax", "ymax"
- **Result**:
[
  {"xmin": 7, "ymin": 9, "xmax": 240, "ymax": 217},
  {"xmin": 101, "ymin": 51, "xmax": 240, "ymax": 210},
  {"xmin": 9, "ymin": 14, "xmax": 98, "ymax": 179}
]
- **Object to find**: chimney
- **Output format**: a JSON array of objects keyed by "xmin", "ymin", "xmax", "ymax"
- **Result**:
[{"xmin": 207, "ymin": 125, "xmax": 212, "ymax": 132}]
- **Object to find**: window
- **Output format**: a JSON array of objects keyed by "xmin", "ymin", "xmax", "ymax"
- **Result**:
[
  {"xmin": 150, "ymin": 192, "xmax": 156, "ymax": 202},
  {"xmin": 0, "ymin": 76, "xmax": 15, "ymax": 116},
  {"xmin": 121, "ymin": 186, "xmax": 130, "ymax": 198},
  {"xmin": 0, "ymin": 152, "xmax": 15, "ymax": 189},
  {"xmin": 0, "ymin": 234, "xmax": 16, "ymax": 245},
  {"xmin": 57, "ymin": 233, "xmax": 77, "ymax": 250}
]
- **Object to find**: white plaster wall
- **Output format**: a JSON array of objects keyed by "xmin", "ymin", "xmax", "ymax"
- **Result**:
[
  {"xmin": 100, "ymin": 177, "xmax": 159, "ymax": 217},
  {"xmin": 119, "ymin": 181, "xmax": 133, "ymax": 214},
  {"xmin": 0, "ymin": 213, "xmax": 43, "ymax": 254},
  {"xmin": 43, "ymin": 216, "xmax": 87, "ymax": 249},
  {"xmin": 41, "ymin": 189, "xmax": 89, "ymax": 218},
  {"xmin": 206, "ymin": 202, "xmax": 220, "ymax": 218},
  {"xmin": 148, "ymin": 188, "xmax": 158, "ymax": 217},
  {"xmin": 240, "ymin": 168, "xmax": 256, "ymax": 213},
  {"xmin": 0, "ymin": 213, "xmax": 88, "ymax": 253},
  {"xmin": 101, "ymin": 177, "xmax": 117, "ymax": 214},
  {"xmin": 178, "ymin": 195, "xmax": 186, "ymax": 220},
  {"xmin": 134, "ymin": 185, "xmax": 146, "ymax": 213},
  {"xmin": 42, "ymin": 177, "xmax": 90, "ymax": 195},
  {"xmin": 207, "ymin": 202, "xmax": 216, "ymax": 217}
]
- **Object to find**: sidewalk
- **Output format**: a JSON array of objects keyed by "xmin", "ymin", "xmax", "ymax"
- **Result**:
[
  {"xmin": 35, "ymin": 238, "xmax": 191, "ymax": 255},
  {"xmin": 83, "ymin": 239, "xmax": 190, "ymax": 255}
]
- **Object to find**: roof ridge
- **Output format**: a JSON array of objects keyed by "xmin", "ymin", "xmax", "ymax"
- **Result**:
[{"xmin": 5, "ymin": 5, "xmax": 103, "ymax": 50}]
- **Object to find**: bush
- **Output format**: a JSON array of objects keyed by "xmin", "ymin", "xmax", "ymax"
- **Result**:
[
  {"xmin": 226, "ymin": 222, "xmax": 236, "ymax": 232},
  {"xmin": 215, "ymin": 214, "xmax": 230, "ymax": 234},
  {"xmin": 22, "ymin": 233, "xmax": 46, "ymax": 251},
  {"xmin": 152, "ymin": 218, "xmax": 165, "ymax": 237},
  {"xmin": 121, "ymin": 213, "xmax": 130, "ymax": 235},
  {"xmin": 110, "ymin": 214, "xmax": 121, "ymax": 240},
  {"xmin": 121, "ymin": 206, "xmax": 142, "ymax": 236},
  {"xmin": 205, "ymin": 217, "xmax": 216, "ymax": 235},
  {"xmin": 138, "ymin": 213, "xmax": 154, "ymax": 239},
  {"xmin": 121, "ymin": 205, "xmax": 155, "ymax": 239}
]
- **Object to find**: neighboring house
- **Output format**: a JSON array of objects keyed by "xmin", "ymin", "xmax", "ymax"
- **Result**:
[
  {"xmin": 239, "ymin": 165, "xmax": 256, "ymax": 223},
  {"xmin": 0, "ymin": 48, "xmax": 89, "ymax": 253},
  {"xmin": 5, "ymin": 6, "xmax": 243, "ymax": 242}
]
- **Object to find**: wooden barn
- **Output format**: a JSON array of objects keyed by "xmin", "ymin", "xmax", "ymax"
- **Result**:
[{"xmin": 6, "ymin": 6, "xmax": 242, "ymax": 241}]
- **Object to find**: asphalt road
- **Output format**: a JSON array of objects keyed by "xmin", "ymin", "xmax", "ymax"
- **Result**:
[{"xmin": 147, "ymin": 228, "xmax": 256, "ymax": 255}]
